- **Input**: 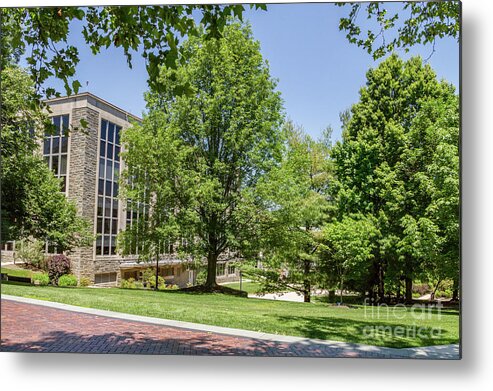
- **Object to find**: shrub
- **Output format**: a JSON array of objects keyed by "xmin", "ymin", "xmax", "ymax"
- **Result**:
[
  {"xmin": 79, "ymin": 277, "xmax": 91, "ymax": 287},
  {"xmin": 134, "ymin": 280, "xmax": 144, "ymax": 289},
  {"xmin": 39, "ymin": 256, "xmax": 49, "ymax": 272},
  {"xmin": 58, "ymin": 274, "xmax": 78, "ymax": 287},
  {"xmin": 121, "ymin": 278, "xmax": 137, "ymax": 289},
  {"xmin": 47, "ymin": 254, "xmax": 71, "ymax": 285},
  {"xmin": 195, "ymin": 268, "xmax": 207, "ymax": 285},
  {"xmin": 142, "ymin": 268, "xmax": 165, "ymax": 289},
  {"xmin": 412, "ymin": 283, "xmax": 430, "ymax": 296},
  {"xmin": 14, "ymin": 238, "xmax": 44, "ymax": 268},
  {"xmin": 436, "ymin": 289, "xmax": 453, "ymax": 298},
  {"xmin": 158, "ymin": 283, "xmax": 179, "ymax": 291},
  {"xmin": 32, "ymin": 273, "xmax": 49, "ymax": 286}
]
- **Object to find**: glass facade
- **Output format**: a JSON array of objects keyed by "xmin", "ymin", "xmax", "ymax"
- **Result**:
[
  {"xmin": 96, "ymin": 119, "xmax": 122, "ymax": 256},
  {"xmin": 43, "ymin": 115, "xmax": 69, "ymax": 192}
]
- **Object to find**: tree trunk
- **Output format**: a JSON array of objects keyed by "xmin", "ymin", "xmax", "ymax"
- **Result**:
[
  {"xmin": 328, "ymin": 289, "xmax": 335, "ymax": 302},
  {"xmin": 303, "ymin": 259, "xmax": 311, "ymax": 303},
  {"xmin": 339, "ymin": 278, "xmax": 344, "ymax": 304},
  {"xmin": 452, "ymin": 278, "xmax": 459, "ymax": 301},
  {"xmin": 155, "ymin": 255, "xmax": 159, "ymax": 291},
  {"xmin": 205, "ymin": 252, "xmax": 218, "ymax": 289},
  {"xmin": 431, "ymin": 279, "xmax": 441, "ymax": 302},
  {"xmin": 377, "ymin": 262, "xmax": 385, "ymax": 303},
  {"xmin": 396, "ymin": 280, "xmax": 401, "ymax": 302},
  {"xmin": 405, "ymin": 276, "xmax": 413, "ymax": 303}
]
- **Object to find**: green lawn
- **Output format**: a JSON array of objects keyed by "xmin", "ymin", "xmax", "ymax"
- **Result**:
[
  {"xmin": 1, "ymin": 267, "xmax": 41, "ymax": 278},
  {"xmin": 221, "ymin": 281, "xmax": 263, "ymax": 294},
  {"xmin": 1, "ymin": 282, "xmax": 459, "ymax": 348}
]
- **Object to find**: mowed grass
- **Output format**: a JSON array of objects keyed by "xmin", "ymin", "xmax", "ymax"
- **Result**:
[
  {"xmin": 1, "ymin": 282, "xmax": 459, "ymax": 348},
  {"xmin": 221, "ymin": 281, "xmax": 263, "ymax": 294},
  {"xmin": 1, "ymin": 267, "xmax": 40, "ymax": 278}
]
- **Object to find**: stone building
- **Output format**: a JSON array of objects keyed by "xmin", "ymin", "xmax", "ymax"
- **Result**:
[{"xmin": 1, "ymin": 92, "xmax": 240, "ymax": 287}]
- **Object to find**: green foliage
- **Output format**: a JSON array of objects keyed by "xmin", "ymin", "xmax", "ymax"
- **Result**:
[
  {"xmin": 195, "ymin": 268, "xmax": 207, "ymax": 285},
  {"xmin": 319, "ymin": 215, "xmax": 379, "ymax": 301},
  {"xmin": 330, "ymin": 55, "xmax": 459, "ymax": 301},
  {"xmin": 159, "ymin": 284, "xmax": 179, "ymax": 291},
  {"xmin": 142, "ymin": 268, "xmax": 165, "ymax": 289},
  {"xmin": 121, "ymin": 278, "xmax": 137, "ymax": 289},
  {"xmin": 120, "ymin": 275, "xmax": 177, "ymax": 290},
  {"xmin": 1, "ymin": 66, "xmax": 93, "ymax": 250},
  {"xmin": 120, "ymin": 22, "xmax": 284, "ymax": 288},
  {"xmin": 338, "ymin": 1, "xmax": 460, "ymax": 59},
  {"xmin": 14, "ymin": 238, "xmax": 45, "ymax": 268},
  {"xmin": 79, "ymin": 277, "xmax": 91, "ymax": 287},
  {"xmin": 1, "ymin": 5, "xmax": 268, "ymax": 99},
  {"xmin": 58, "ymin": 274, "xmax": 78, "ymax": 287},
  {"xmin": 253, "ymin": 121, "xmax": 332, "ymax": 301},
  {"xmin": 32, "ymin": 273, "xmax": 49, "ymax": 286}
]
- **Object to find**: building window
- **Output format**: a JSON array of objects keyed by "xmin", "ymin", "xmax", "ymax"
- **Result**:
[
  {"xmin": 216, "ymin": 263, "xmax": 225, "ymax": 277},
  {"xmin": 94, "ymin": 272, "xmax": 117, "ymax": 284},
  {"xmin": 45, "ymin": 243, "xmax": 63, "ymax": 254},
  {"xmin": 228, "ymin": 264, "xmax": 236, "ymax": 275},
  {"xmin": 161, "ymin": 266, "xmax": 174, "ymax": 277},
  {"xmin": 1, "ymin": 241, "xmax": 15, "ymax": 251},
  {"xmin": 125, "ymin": 173, "xmax": 149, "ymax": 255},
  {"xmin": 96, "ymin": 119, "xmax": 122, "ymax": 256},
  {"xmin": 43, "ymin": 114, "xmax": 69, "ymax": 192}
]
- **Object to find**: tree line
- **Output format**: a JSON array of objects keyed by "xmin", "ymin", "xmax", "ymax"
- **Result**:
[
  {"xmin": 1, "ymin": 6, "xmax": 459, "ymax": 299},
  {"xmin": 119, "ymin": 22, "xmax": 459, "ymax": 301}
]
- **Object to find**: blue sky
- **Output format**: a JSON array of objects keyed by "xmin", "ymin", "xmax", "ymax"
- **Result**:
[{"xmin": 43, "ymin": 3, "xmax": 459, "ymax": 142}]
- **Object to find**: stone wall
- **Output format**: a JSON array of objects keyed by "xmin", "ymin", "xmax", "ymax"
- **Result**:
[
  {"xmin": 94, "ymin": 257, "xmax": 122, "ymax": 285},
  {"xmin": 0, "ymin": 251, "xmax": 15, "ymax": 263},
  {"xmin": 68, "ymin": 107, "xmax": 99, "ymax": 282}
]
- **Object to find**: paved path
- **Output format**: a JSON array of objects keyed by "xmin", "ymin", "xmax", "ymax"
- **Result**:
[
  {"xmin": 0, "ymin": 296, "xmax": 459, "ymax": 358},
  {"xmin": 249, "ymin": 291, "xmax": 306, "ymax": 302}
]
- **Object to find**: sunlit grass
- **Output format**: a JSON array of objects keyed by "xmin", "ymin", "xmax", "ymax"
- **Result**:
[{"xmin": 2, "ymin": 282, "xmax": 459, "ymax": 348}]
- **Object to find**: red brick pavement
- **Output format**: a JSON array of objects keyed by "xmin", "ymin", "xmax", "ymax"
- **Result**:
[{"xmin": 0, "ymin": 299, "xmax": 384, "ymax": 357}]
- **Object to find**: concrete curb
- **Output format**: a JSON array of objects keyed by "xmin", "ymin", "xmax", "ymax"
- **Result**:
[{"xmin": 1, "ymin": 294, "xmax": 459, "ymax": 359}]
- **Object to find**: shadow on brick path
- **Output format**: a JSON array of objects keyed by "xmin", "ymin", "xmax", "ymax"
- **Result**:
[{"xmin": 1, "ymin": 329, "xmax": 372, "ymax": 357}]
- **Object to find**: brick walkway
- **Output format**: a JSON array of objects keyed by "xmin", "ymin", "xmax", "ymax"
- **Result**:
[{"xmin": 1, "ymin": 299, "xmax": 387, "ymax": 357}]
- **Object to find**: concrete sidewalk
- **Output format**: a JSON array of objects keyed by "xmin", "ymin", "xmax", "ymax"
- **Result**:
[{"xmin": 1, "ymin": 295, "xmax": 460, "ymax": 359}]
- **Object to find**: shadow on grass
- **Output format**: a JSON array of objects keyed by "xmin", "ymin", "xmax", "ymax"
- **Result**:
[{"xmin": 273, "ymin": 314, "xmax": 458, "ymax": 349}]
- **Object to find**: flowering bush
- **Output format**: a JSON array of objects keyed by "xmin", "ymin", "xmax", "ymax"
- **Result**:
[
  {"xmin": 14, "ymin": 238, "xmax": 44, "ymax": 268},
  {"xmin": 47, "ymin": 255, "xmax": 71, "ymax": 285}
]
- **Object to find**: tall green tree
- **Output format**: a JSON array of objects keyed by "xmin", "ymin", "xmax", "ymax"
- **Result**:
[
  {"xmin": 253, "ymin": 121, "xmax": 332, "ymax": 302},
  {"xmin": 319, "ymin": 214, "xmax": 379, "ymax": 303},
  {"xmin": 330, "ymin": 54, "xmax": 458, "ymax": 302},
  {"xmin": 399, "ymin": 94, "xmax": 460, "ymax": 300},
  {"xmin": 118, "ymin": 108, "xmax": 181, "ymax": 289},
  {"xmin": 1, "ymin": 66, "xmax": 92, "ymax": 250},
  {"xmin": 120, "ymin": 22, "xmax": 284, "ymax": 291}
]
